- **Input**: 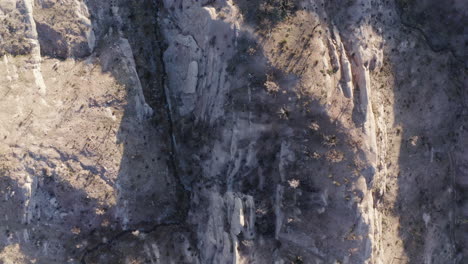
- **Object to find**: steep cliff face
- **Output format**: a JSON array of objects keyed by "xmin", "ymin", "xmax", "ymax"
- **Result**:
[{"xmin": 0, "ymin": 0, "xmax": 466, "ymax": 263}]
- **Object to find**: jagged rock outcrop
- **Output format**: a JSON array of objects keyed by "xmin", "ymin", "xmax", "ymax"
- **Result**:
[{"xmin": 0, "ymin": 0, "xmax": 466, "ymax": 263}]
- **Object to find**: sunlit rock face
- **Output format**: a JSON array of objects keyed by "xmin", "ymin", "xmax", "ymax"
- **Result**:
[{"xmin": 0, "ymin": 0, "xmax": 466, "ymax": 263}]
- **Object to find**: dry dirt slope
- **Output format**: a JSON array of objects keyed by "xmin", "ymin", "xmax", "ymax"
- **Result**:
[{"xmin": 0, "ymin": 0, "xmax": 466, "ymax": 263}]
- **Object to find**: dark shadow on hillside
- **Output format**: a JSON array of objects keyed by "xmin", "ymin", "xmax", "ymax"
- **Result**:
[
  {"xmin": 396, "ymin": 0, "xmax": 467, "ymax": 65},
  {"xmin": 389, "ymin": 2, "xmax": 466, "ymax": 263}
]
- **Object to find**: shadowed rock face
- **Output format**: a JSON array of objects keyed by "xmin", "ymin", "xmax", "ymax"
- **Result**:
[
  {"xmin": 397, "ymin": 0, "xmax": 467, "ymax": 63},
  {"xmin": 0, "ymin": 0, "xmax": 466, "ymax": 263}
]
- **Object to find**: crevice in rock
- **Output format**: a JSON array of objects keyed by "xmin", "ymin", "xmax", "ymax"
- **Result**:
[
  {"xmin": 150, "ymin": 0, "xmax": 190, "ymax": 221},
  {"xmin": 79, "ymin": 2, "xmax": 192, "ymax": 262}
]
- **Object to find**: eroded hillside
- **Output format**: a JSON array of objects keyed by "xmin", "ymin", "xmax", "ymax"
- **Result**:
[{"xmin": 0, "ymin": 0, "xmax": 466, "ymax": 263}]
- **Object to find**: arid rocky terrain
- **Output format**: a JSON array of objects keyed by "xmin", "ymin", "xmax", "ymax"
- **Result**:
[{"xmin": 0, "ymin": 0, "xmax": 466, "ymax": 263}]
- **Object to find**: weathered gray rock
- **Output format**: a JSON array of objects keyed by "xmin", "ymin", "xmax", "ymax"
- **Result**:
[{"xmin": 0, "ymin": 0, "xmax": 466, "ymax": 263}]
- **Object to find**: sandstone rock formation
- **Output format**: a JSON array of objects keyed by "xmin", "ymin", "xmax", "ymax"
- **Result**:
[{"xmin": 0, "ymin": 0, "xmax": 466, "ymax": 263}]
